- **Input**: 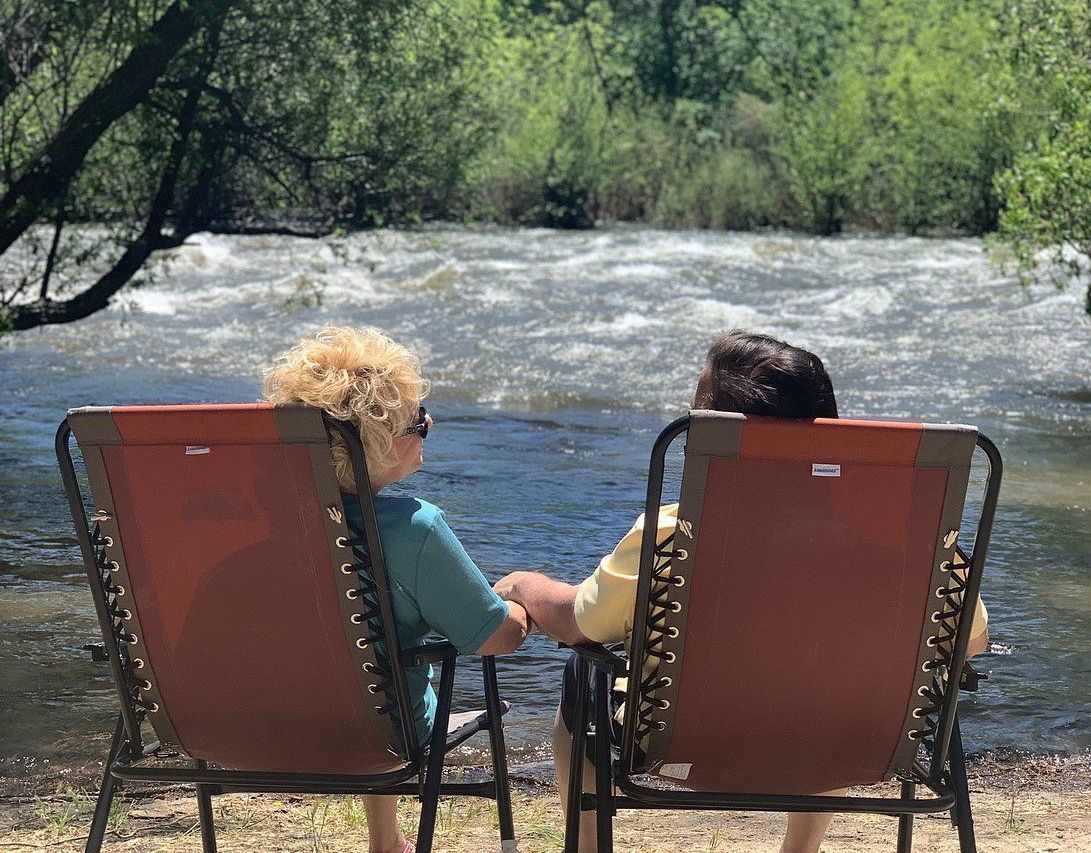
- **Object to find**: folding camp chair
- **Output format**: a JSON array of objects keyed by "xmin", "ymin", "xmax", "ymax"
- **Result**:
[
  {"xmin": 56, "ymin": 403, "xmax": 518, "ymax": 853},
  {"xmin": 566, "ymin": 411, "xmax": 1002, "ymax": 853}
]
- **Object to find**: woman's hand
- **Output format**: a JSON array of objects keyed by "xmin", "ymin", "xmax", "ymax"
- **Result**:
[{"xmin": 476, "ymin": 600, "xmax": 530, "ymax": 656}]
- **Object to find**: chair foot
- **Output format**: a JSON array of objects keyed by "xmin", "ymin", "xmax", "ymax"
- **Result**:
[
  {"xmin": 196, "ymin": 760, "xmax": 217, "ymax": 853},
  {"xmin": 86, "ymin": 715, "xmax": 126, "ymax": 853},
  {"xmin": 896, "ymin": 781, "xmax": 915, "ymax": 853},
  {"xmin": 949, "ymin": 720, "xmax": 977, "ymax": 853}
]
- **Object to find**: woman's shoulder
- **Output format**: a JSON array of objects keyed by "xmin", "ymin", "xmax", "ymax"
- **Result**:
[{"xmin": 373, "ymin": 496, "xmax": 445, "ymax": 531}]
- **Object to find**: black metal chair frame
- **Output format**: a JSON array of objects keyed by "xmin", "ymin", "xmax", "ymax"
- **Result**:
[
  {"xmin": 564, "ymin": 415, "xmax": 1003, "ymax": 853},
  {"xmin": 57, "ymin": 413, "xmax": 517, "ymax": 853}
]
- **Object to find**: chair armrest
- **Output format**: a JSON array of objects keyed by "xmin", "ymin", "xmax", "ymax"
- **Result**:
[
  {"xmin": 402, "ymin": 640, "xmax": 459, "ymax": 666},
  {"xmin": 566, "ymin": 641, "xmax": 629, "ymax": 675}
]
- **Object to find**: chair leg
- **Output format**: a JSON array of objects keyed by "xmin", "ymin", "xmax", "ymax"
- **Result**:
[
  {"xmin": 417, "ymin": 658, "xmax": 456, "ymax": 853},
  {"xmin": 85, "ymin": 715, "xmax": 126, "ymax": 853},
  {"xmin": 948, "ymin": 717, "xmax": 978, "ymax": 853},
  {"xmin": 195, "ymin": 760, "xmax": 217, "ymax": 853},
  {"xmin": 563, "ymin": 655, "xmax": 591, "ymax": 853},
  {"xmin": 593, "ymin": 667, "xmax": 614, "ymax": 853},
  {"xmin": 896, "ymin": 781, "xmax": 915, "ymax": 853},
  {"xmin": 482, "ymin": 657, "xmax": 518, "ymax": 852}
]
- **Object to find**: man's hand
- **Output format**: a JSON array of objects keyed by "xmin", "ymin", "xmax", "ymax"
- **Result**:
[
  {"xmin": 493, "ymin": 571, "xmax": 588, "ymax": 646},
  {"xmin": 493, "ymin": 570, "xmax": 536, "ymax": 605}
]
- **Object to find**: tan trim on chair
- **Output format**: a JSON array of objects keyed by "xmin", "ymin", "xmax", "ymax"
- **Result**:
[
  {"xmin": 890, "ymin": 425, "xmax": 978, "ymax": 776},
  {"xmin": 272, "ymin": 404, "xmax": 330, "ymax": 444},
  {"xmin": 291, "ymin": 415, "xmax": 404, "ymax": 759},
  {"xmin": 641, "ymin": 412, "xmax": 743, "ymax": 772},
  {"xmin": 915, "ymin": 424, "xmax": 977, "ymax": 469},
  {"xmin": 68, "ymin": 407, "xmax": 122, "ymax": 445},
  {"xmin": 80, "ymin": 444, "xmax": 182, "ymax": 750}
]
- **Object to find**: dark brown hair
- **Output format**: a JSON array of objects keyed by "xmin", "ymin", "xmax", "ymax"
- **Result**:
[{"xmin": 696, "ymin": 330, "xmax": 838, "ymax": 419}]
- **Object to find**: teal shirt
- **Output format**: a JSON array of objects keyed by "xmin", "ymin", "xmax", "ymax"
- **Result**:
[{"xmin": 343, "ymin": 494, "xmax": 508, "ymax": 747}]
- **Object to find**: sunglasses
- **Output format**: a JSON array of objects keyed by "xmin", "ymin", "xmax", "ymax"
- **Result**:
[{"xmin": 403, "ymin": 406, "xmax": 429, "ymax": 440}]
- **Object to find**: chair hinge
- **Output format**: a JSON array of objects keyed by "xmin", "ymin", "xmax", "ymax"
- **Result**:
[{"xmin": 959, "ymin": 661, "xmax": 988, "ymax": 692}]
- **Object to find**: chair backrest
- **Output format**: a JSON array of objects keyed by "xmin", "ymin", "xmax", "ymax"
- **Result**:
[
  {"xmin": 625, "ymin": 411, "xmax": 988, "ymax": 795},
  {"xmin": 64, "ymin": 403, "xmax": 410, "ymax": 775}
]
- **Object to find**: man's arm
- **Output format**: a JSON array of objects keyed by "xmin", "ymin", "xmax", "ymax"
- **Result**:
[{"xmin": 494, "ymin": 571, "xmax": 589, "ymax": 647}]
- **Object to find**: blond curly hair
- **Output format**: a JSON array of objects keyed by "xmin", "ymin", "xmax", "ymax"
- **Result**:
[{"xmin": 263, "ymin": 327, "xmax": 429, "ymax": 492}]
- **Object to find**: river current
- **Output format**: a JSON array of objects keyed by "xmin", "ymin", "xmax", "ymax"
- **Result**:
[{"xmin": 1, "ymin": 226, "xmax": 1088, "ymax": 777}]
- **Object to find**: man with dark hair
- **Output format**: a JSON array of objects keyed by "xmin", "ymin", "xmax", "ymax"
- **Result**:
[
  {"xmin": 495, "ymin": 330, "xmax": 985, "ymax": 853},
  {"xmin": 698, "ymin": 331, "xmax": 838, "ymax": 419}
]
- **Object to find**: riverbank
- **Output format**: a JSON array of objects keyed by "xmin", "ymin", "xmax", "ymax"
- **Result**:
[{"xmin": 2, "ymin": 755, "xmax": 1089, "ymax": 852}]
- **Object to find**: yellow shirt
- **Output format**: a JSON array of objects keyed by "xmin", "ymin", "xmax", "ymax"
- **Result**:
[{"xmin": 573, "ymin": 503, "xmax": 989, "ymax": 648}]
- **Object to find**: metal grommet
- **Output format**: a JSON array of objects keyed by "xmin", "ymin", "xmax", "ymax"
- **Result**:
[
  {"xmin": 149, "ymin": 702, "xmax": 159, "ymax": 713},
  {"xmin": 922, "ymin": 661, "xmax": 933, "ymax": 673},
  {"xmin": 368, "ymin": 684, "xmax": 380, "ymax": 694},
  {"xmin": 917, "ymin": 685, "xmax": 930, "ymax": 697},
  {"xmin": 655, "ymin": 721, "xmax": 667, "ymax": 731},
  {"xmin": 931, "ymin": 611, "xmax": 942, "ymax": 623},
  {"xmin": 120, "ymin": 609, "xmax": 132, "ymax": 620},
  {"xmin": 133, "ymin": 658, "xmax": 144, "ymax": 669},
  {"xmin": 912, "ymin": 708, "xmax": 924, "ymax": 719},
  {"xmin": 110, "ymin": 561, "xmax": 120, "ymax": 572},
  {"xmin": 940, "ymin": 561, "xmax": 952, "ymax": 572},
  {"xmin": 127, "ymin": 633, "xmax": 139, "ymax": 645},
  {"xmin": 362, "ymin": 662, "xmax": 374, "ymax": 672},
  {"xmin": 659, "ymin": 676, "xmax": 673, "ymax": 687},
  {"xmin": 935, "ymin": 587, "xmax": 947, "ymax": 598},
  {"xmin": 666, "ymin": 626, "xmax": 679, "ymax": 639},
  {"xmin": 664, "ymin": 651, "xmax": 676, "ymax": 663},
  {"xmin": 908, "ymin": 730, "xmax": 920, "ymax": 740},
  {"xmin": 140, "ymin": 679, "xmax": 152, "ymax": 691},
  {"xmin": 926, "ymin": 636, "xmax": 939, "ymax": 648},
  {"xmin": 336, "ymin": 536, "xmax": 349, "ymax": 548},
  {"xmin": 114, "ymin": 585, "xmax": 125, "ymax": 596},
  {"xmin": 668, "ymin": 601, "xmax": 682, "ymax": 613},
  {"xmin": 675, "ymin": 549, "xmax": 688, "ymax": 561},
  {"xmin": 341, "ymin": 563, "xmax": 354, "ymax": 574},
  {"xmin": 350, "ymin": 613, "xmax": 363, "ymax": 624},
  {"xmin": 672, "ymin": 576, "xmax": 685, "ymax": 587},
  {"xmin": 656, "ymin": 698, "xmax": 670, "ymax": 710},
  {"xmin": 346, "ymin": 589, "xmax": 360, "ymax": 600},
  {"xmin": 103, "ymin": 536, "xmax": 114, "ymax": 546},
  {"xmin": 356, "ymin": 638, "xmax": 369, "ymax": 649}
]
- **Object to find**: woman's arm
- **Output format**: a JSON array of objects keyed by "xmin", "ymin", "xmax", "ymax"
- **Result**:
[{"xmin": 475, "ymin": 600, "xmax": 530, "ymax": 656}]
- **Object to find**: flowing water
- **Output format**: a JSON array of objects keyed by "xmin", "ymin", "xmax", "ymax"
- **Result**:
[{"xmin": 1, "ymin": 226, "xmax": 1088, "ymax": 779}]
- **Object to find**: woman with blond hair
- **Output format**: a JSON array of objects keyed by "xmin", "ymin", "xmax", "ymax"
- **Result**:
[{"xmin": 265, "ymin": 326, "xmax": 529, "ymax": 853}]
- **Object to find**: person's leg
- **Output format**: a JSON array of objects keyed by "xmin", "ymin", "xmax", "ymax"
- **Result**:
[
  {"xmin": 363, "ymin": 794, "xmax": 410, "ymax": 853},
  {"xmin": 553, "ymin": 703, "xmax": 599, "ymax": 853},
  {"xmin": 779, "ymin": 789, "xmax": 848, "ymax": 853}
]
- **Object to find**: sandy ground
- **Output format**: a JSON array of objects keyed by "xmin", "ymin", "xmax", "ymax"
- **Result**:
[{"xmin": 2, "ymin": 757, "xmax": 1089, "ymax": 852}]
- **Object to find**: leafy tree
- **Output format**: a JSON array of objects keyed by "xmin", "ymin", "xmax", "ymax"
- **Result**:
[
  {"xmin": 996, "ymin": 0, "xmax": 1091, "ymax": 314},
  {"xmin": 0, "ymin": 0, "xmax": 500, "ymax": 330}
]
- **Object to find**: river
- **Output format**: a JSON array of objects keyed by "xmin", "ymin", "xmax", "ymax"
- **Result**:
[{"xmin": 1, "ymin": 226, "xmax": 1088, "ymax": 779}]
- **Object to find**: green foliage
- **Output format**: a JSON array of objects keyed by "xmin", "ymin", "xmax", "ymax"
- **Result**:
[
  {"xmin": 467, "ymin": 20, "xmax": 608, "ymax": 227},
  {"xmin": 2, "ymin": 0, "xmax": 1089, "ymax": 323},
  {"xmin": 996, "ymin": 0, "xmax": 1091, "ymax": 312}
]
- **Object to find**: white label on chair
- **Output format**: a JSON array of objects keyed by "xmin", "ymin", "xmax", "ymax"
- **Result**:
[
  {"xmin": 659, "ymin": 763, "xmax": 692, "ymax": 780},
  {"xmin": 185, "ymin": 446, "xmax": 211, "ymax": 455},
  {"xmin": 812, "ymin": 463, "xmax": 841, "ymax": 477}
]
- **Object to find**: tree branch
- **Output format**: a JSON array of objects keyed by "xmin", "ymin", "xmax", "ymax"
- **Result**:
[{"xmin": 0, "ymin": 0, "xmax": 233, "ymax": 255}]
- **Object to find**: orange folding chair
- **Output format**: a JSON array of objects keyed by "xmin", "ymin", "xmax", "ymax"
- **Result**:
[
  {"xmin": 566, "ymin": 411, "xmax": 1001, "ymax": 853},
  {"xmin": 57, "ymin": 403, "xmax": 517, "ymax": 853}
]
